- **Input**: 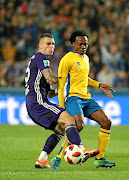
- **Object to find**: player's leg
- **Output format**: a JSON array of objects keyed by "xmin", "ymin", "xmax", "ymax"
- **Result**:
[
  {"xmin": 71, "ymin": 114, "xmax": 100, "ymax": 161},
  {"xmin": 27, "ymin": 102, "xmax": 66, "ymax": 169},
  {"xmin": 51, "ymin": 135, "xmax": 71, "ymax": 170},
  {"xmin": 34, "ymin": 108, "xmax": 83, "ymax": 170},
  {"xmin": 57, "ymin": 110, "xmax": 82, "ymax": 145},
  {"xmin": 63, "ymin": 97, "xmax": 99, "ymax": 153},
  {"xmin": 88, "ymin": 106, "xmax": 117, "ymax": 168},
  {"xmin": 51, "ymin": 112, "xmax": 100, "ymax": 170},
  {"xmin": 89, "ymin": 109, "xmax": 111, "ymax": 159},
  {"xmin": 51, "ymin": 97, "xmax": 100, "ymax": 170},
  {"xmin": 35, "ymin": 131, "xmax": 64, "ymax": 168},
  {"xmin": 51, "ymin": 97, "xmax": 85, "ymax": 169},
  {"xmin": 51, "ymin": 111, "xmax": 85, "ymax": 170},
  {"xmin": 54, "ymin": 114, "xmax": 85, "ymax": 160},
  {"xmin": 56, "ymin": 135, "xmax": 71, "ymax": 159}
]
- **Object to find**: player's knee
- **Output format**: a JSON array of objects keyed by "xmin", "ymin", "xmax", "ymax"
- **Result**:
[
  {"xmin": 77, "ymin": 124, "xmax": 84, "ymax": 132},
  {"xmin": 75, "ymin": 117, "xmax": 84, "ymax": 132},
  {"xmin": 65, "ymin": 116, "xmax": 76, "ymax": 126},
  {"xmin": 58, "ymin": 129, "xmax": 65, "ymax": 135},
  {"xmin": 101, "ymin": 117, "xmax": 111, "ymax": 130},
  {"xmin": 54, "ymin": 124, "xmax": 65, "ymax": 135},
  {"xmin": 76, "ymin": 120, "xmax": 84, "ymax": 132},
  {"xmin": 58, "ymin": 111, "xmax": 76, "ymax": 128}
]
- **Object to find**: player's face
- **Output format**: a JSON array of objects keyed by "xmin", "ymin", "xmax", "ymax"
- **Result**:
[
  {"xmin": 39, "ymin": 37, "xmax": 55, "ymax": 57},
  {"xmin": 73, "ymin": 36, "xmax": 88, "ymax": 55}
]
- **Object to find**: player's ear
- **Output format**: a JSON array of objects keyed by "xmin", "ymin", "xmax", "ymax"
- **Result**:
[
  {"xmin": 38, "ymin": 43, "xmax": 42, "ymax": 49},
  {"xmin": 72, "ymin": 42, "xmax": 75, "ymax": 47}
]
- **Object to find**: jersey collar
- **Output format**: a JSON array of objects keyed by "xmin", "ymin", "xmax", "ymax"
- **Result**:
[{"xmin": 71, "ymin": 51, "xmax": 85, "ymax": 58}]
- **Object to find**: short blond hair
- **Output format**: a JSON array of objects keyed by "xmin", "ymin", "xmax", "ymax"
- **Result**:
[{"xmin": 39, "ymin": 33, "xmax": 54, "ymax": 43}]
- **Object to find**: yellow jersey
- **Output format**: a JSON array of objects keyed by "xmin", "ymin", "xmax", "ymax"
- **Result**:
[{"xmin": 58, "ymin": 51, "xmax": 99, "ymax": 99}]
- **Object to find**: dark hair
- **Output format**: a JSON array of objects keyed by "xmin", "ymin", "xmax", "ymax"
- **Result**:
[
  {"xmin": 69, "ymin": 30, "xmax": 89, "ymax": 44},
  {"xmin": 39, "ymin": 33, "xmax": 54, "ymax": 42}
]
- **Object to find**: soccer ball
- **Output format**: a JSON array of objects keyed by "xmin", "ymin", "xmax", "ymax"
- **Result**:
[{"xmin": 64, "ymin": 144, "xmax": 83, "ymax": 165}]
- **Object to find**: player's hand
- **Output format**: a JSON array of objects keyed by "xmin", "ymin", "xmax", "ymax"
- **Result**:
[{"xmin": 99, "ymin": 83, "xmax": 116, "ymax": 98}]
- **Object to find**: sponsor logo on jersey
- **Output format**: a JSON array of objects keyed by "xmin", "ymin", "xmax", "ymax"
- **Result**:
[
  {"xmin": 43, "ymin": 60, "xmax": 50, "ymax": 67},
  {"xmin": 75, "ymin": 62, "xmax": 82, "ymax": 68}
]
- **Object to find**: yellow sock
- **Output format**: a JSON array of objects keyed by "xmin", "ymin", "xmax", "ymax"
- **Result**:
[
  {"xmin": 56, "ymin": 136, "xmax": 71, "ymax": 159},
  {"xmin": 96, "ymin": 128, "xmax": 111, "ymax": 159}
]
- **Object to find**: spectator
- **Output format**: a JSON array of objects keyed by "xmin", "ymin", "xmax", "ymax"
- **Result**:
[
  {"xmin": 18, "ymin": 15, "xmax": 39, "ymax": 57},
  {"xmin": 61, "ymin": 25, "xmax": 73, "ymax": 52},
  {"xmin": 0, "ymin": 8, "xmax": 6, "ymax": 46},
  {"xmin": 97, "ymin": 65, "xmax": 115, "ymax": 86},
  {"xmin": 28, "ymin": 0, "xmax": 46, "ymax": 21},
  {"xmin": 123, "ymin": 44, "xmax": 129, "ymax": 73},
  {"xmin": 0, "ymin": 63, "xmax": 7, "ymax": 87},
  {"xmin": 101, "ymin": 9, "xmax": 115, "ymax": 29},
  {"xmin": 83, "ymin": 0, "xmax": 99, "ymax": 31},
  {"xmin": 49, "ymin": 21, "xmax": 62, "ymax": 46},
  {"xmin": 11, "ymin": 14, "xmax": 20, "ymax": 44},
  {"xmin": 4, "ymin": 8, "xmax": 13, "ymax": 38},
  {"xmin": 51, "ymin": 46, "xmax": 65, "ymax": 75},
  {"xmin": 54, "ymin": 7, "xmax": 72, "ymax": 31},
  {"xmin": 0, "ymin": 0, "xmax": 129, "ymax": 88},
  {"xmin": 4, "ymin": 59, "xmax": 18, "ymax": 87},
  {"xmin": 98, "ymin": 26, "xmax": 109, "ymax": 46},
  {"xmin": 17, "ymin": 0, "xmax": 29, "ymax": 15},
  {"xmin": 1, "ymin": 39, "xmax": 17, "ymax": 61},
  {"xmin": 114, "ymin": 70, "xmax": 128, "ymax": 88},
  {"xmin": 80, "ymin": 7, "xmax": 90, "ymax": 20},
  {"xmin": 104, "ymin": 44, "xmax": 125, "ymax": 73},
  {"xmin": 41, "ymin": 7, "xmax": 54, "ymax": 28},
  {"xmin": 71, "ymin": 8, "xmax": 80, "ymax": 29},
  {"xmin": 16, "ymin": 58, "xmax": 29, "ymax": 87},
  {"xmin": 98, "ymin": 37, "xmax": 109, "ymax": 65},
  {"xmin": 79, "ymin": 18, "xmax": 91, "ymax": 35},
  {"xmin": 51, "ymin": 0, "xmax": 61, "ymax": 14},
  {"xmin": 125, "ymin": 7, "xmax": 129, "ymax": 27},
  {"xmin": 90, "ymin": 52, "xmax": 103, "ymax": 78}
]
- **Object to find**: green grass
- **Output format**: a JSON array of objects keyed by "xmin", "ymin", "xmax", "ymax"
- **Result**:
[{"xmin": 0, "ymin": 125, "xmax": 129, "ymax": 180}]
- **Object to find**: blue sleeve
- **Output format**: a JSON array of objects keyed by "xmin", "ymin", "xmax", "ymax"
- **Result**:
[{"xmin": 36, "ymin": 53, "xmax": 50, "ymax": 72}]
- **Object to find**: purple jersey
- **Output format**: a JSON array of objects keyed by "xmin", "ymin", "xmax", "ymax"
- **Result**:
[
  {"xmin": 25, "ymin": 52, "xmax": 50, "ymax": 107},
  {"xmin": 25, "ymin": 52, "xmax": 65, "ymax": 130}
]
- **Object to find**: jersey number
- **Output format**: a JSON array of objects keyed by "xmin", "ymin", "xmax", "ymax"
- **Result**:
[{"xmin": 25, "ymin": 60, "xmax": 31, "ymax": 84}]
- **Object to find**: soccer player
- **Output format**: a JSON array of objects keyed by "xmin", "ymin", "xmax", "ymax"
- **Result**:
[
  {"xmin": 51, "ymin": 30, "xmax": 117, "ymax": 169},
  {"xmin": 25, "ymin": 33, "xmax": 99, "ymax": 169}
]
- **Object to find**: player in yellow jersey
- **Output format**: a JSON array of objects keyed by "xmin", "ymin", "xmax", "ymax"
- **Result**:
[{"xmin": 51, "ymin": 30, "xmax": 117, "ymax": 169}]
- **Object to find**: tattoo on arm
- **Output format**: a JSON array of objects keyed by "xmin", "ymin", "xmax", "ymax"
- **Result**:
[
  {"xmin": 42, "ymin": 69, "xmax": 58, "ymax": 84},
  {"xmin": 47, "ymin": 89, "xmax": 58, "ymax": 98}
]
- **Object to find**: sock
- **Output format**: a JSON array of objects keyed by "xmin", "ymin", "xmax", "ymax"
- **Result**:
[
  {"xmin": 79, "ymin": 142, "xmax": 85, "ymax": 151},
  {"xmin": 57, "ymin": 135, "xmax": 71, "ymax": 159},
  {"xmin": 65, "ymin": 124, "xmax": 81, "ymax": 145},
  {"xmin": 38, "ymin": 151, "xmax": 48, "ymax": 162},
  {"xmin": 96, "ymin": 128, "xmax": 111, "ymax": 159},
  {"xmin": 38, "ymin": 133, "xmax": 63, "ymax": 161}
]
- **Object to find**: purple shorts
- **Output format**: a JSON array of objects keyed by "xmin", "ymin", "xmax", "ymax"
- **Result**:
[{"xmin": 27, "ymin": 100, "xmax": 65, "ymax": 130}]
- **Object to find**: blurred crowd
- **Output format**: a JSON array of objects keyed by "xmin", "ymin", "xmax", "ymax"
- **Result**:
[{"xmin": 0, "ymin": 0, "xmax": 129, "ymax": 88}]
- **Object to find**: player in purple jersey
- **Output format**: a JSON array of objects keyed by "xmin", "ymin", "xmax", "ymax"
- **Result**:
[{"xmin": 25, "ymin": 33, "xmax": 99, "ymax": 169}]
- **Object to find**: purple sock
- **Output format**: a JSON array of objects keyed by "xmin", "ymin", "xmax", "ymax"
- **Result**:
[
  {"xmin": 43, "ymin": 133, "xmax": 63, "ymax": 155},
  {"xmin": 65, "ymin": 124, "xmax": 81, "ymax": 145}
]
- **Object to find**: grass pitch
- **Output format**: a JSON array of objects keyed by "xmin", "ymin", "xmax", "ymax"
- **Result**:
[{"xmin": 0, "ymin": 125, "xmax": 129, "ymax": 180}]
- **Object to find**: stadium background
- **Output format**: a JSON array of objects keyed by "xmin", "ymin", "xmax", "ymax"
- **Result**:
[{"xmin": 0, "ymin": 0, "xmax": 129, "ymax": 125}]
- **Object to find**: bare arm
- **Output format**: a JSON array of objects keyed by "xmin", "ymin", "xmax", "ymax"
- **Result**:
[
  {"xmin": 42, "ymin": 69, "xmax": 58, "ymax": 84},
  {"xmin": 47, "ymin": 89, "xmax": 58, "ymax": 98},
  {"xmin": 47, "ymin": 84, "xmax": 58, "ymax": 98},
  {"xmin": 88, "ymin": 77, "xmax": 115, "ymax": 98},
  {"xmin": 99, "ymin": 83, "xmax": 116, "ymax": 98}
]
